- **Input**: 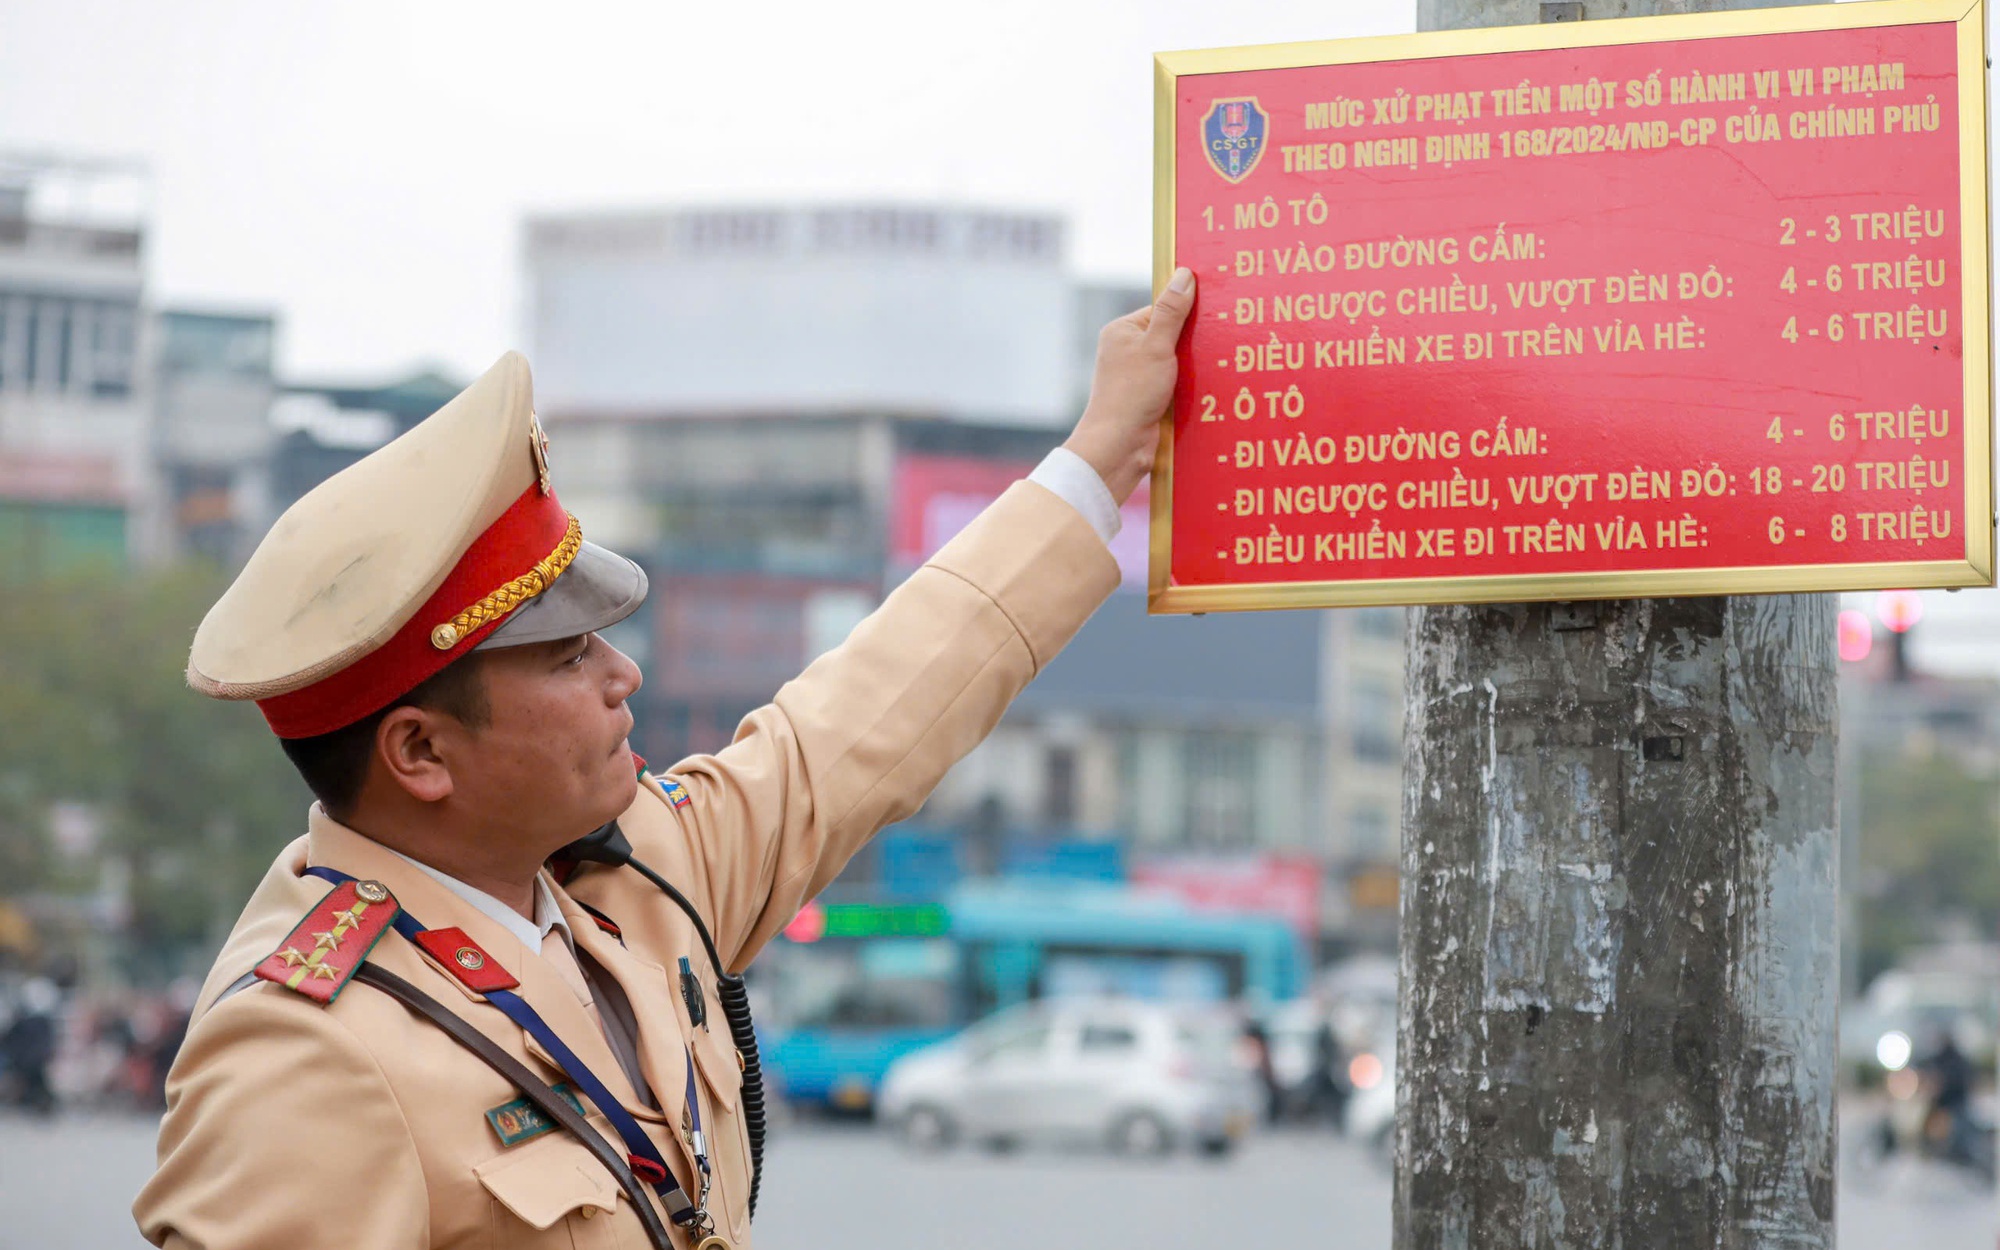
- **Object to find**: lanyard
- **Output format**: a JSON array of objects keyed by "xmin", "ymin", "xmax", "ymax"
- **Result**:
[{"xmin": 304, "ymin": 865, "xmax": 711, "ymax": 1226}]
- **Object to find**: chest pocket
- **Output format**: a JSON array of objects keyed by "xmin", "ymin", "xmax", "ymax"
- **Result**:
[
  {"xmin": 474, "ymin": 1128, "xmax": 627, "ymax": 1248},
  {"xmin": 688, "ymin": 1025, "xmax": 751, "ymax": 1243}
]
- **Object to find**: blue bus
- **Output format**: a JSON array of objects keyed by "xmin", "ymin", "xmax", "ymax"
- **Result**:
[{"xmin": 757, "ymin": 880, "xmax": 1309, "ymax": 1110}]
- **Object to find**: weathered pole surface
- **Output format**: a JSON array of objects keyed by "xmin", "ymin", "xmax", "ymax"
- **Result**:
[{"xmin": 1397, "ymin": 7, "xmax": 1839, "ymax": 1249}]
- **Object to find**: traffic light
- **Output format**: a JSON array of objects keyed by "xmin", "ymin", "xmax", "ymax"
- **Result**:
[{"xmin": 1875, "ymin": 590, "xmax": 1924, "ymax": 682}]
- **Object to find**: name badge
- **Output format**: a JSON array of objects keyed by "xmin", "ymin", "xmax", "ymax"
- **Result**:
[{"xmin": 486, "ymin": 1083, "xmax": 588, "ymax": 1147}]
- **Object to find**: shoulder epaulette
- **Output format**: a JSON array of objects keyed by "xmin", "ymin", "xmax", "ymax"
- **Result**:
[{"xmin": 253, "ymin": 879, "xmax": 401, "ymax": 1004}]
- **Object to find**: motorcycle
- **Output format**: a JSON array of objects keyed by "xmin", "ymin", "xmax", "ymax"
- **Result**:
[{"xmin": 1852, "ymin": 1080, "xmax": 1995, "ymax": 1189}]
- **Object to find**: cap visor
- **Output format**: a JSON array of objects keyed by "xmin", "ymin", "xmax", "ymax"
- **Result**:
[{"xmin": 476, "ymin": 540, "xmax": 648, "ymax": 649}]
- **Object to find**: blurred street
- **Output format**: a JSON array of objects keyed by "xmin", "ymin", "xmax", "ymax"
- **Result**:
[{"xmin": 2, "ymin": 1112, "xmax": 1990, "ymax": 1250}]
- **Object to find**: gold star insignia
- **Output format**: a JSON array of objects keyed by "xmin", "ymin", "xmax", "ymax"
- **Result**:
[
  {"xmin": 313, "ymin": 929, "xmax": 342, "ymax": 950},
  {"xmin": 276, "ymin": 947, "xmax": 309, "ymax": 968},
  {"xmin": 333, "ymin": 913, "xmax": 359, "ymax": 934},
  {"xmin": 309, "ymin": 961, "xmax": 342, "ymax": 980}
]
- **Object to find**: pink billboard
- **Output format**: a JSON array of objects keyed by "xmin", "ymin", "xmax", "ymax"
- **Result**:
[
  {"xmin": 893, "ymin": 451, "xmax": 1151, "ymax": 587},
  {"xmin": 1132, "ymin": 854, "xmax": 1323, "ymax": 944}
]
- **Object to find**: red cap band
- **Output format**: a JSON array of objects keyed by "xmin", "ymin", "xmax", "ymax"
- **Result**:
[{"xmin": 256, "ymin": 484, "xmax": 572, "ymax": 738}]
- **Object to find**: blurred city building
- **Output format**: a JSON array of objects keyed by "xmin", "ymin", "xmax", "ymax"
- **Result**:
[
  {"xmin": 0, "ymin": 155, "xmax": 293, "ymax": 575},
  {"xmin": 268, "ymin": 369, "xmax": 462, "ymax": 514},
  {"xmin": 153, "ymin": 308, "xmax": 279, "ymax": 565},
  {"xmin": 0, "ymin": 154, "xmax": 151, "ymax": 577},
  {"xmin": 527, "ymin": 205, "xmax": 1071, "ymax": 423},
  {"xmin": 526, "ymin": 203, "xmax": 1406, "ymax": 952}
]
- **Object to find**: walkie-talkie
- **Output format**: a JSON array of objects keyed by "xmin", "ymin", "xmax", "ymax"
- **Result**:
[{"xmin": 678, "ymin": 957, "xmax": 707, "ymax": 1029}]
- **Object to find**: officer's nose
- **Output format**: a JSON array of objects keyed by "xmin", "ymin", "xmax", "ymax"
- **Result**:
[{"xmin": 596, "ymin": 634, "xmax": 644, "ymax": 702}]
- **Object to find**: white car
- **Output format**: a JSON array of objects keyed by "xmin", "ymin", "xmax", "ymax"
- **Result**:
[{"xmin": 877, "ymin": 1000, "xmax": 1258, "ymax": 1157}]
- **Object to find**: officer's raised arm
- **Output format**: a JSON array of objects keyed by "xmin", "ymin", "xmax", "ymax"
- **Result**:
[{"xmin": 585, "ymin": 270, "xmax": 1199, "ymax": 974}]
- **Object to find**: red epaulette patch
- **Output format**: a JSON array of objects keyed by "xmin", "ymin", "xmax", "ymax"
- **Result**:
[
  {"xmin": 254, "ymin": 880, "xmax": 400, "ymax": 1005},
  {"xmin": 414, "ymin": 927, "xmax": 520, "ymax": 995}
]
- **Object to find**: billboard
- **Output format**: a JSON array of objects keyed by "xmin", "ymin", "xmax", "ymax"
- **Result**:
[
  {"xmin": 1133, "ymin": 854, "xmax": 1324, "ymax": 944},
  {"xmin": 894, "ymin": 451, "xmax": 1152, "ymax": 587}
]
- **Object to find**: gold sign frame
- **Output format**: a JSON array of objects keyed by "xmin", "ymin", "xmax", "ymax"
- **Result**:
[{"xmin": 1149, "ymin": 0, "xmax": 1992, "ymax": 613}]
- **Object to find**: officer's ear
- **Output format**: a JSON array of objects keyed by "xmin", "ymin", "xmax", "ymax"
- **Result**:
[{"xmin": 375, "ymin": 705, "xmax": 459, "ymax": 804}]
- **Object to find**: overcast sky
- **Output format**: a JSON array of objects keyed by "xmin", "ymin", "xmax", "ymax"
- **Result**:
[
  {"xmin": 0, "ymin": 0, "xmax": 1414, "ymax": 380},
  {"xmin": 4, "ymin": 0, "xmax": 1996, "ymax": 676}
]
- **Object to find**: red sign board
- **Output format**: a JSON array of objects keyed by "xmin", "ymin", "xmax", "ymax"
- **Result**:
[{"xmin": 1151, "ymin": 0, "xmax": 1991, "ymax": 612}]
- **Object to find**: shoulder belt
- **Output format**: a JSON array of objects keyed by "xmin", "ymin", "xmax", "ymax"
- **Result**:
[{"xmin": 251, "ymin": 879, "xmax": 400, "ymax": 1004}]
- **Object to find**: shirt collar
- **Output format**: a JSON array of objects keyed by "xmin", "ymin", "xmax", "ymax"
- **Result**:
[{"xmin": 384, "ymin": 847, "xmax": 572, "ymax": 955}]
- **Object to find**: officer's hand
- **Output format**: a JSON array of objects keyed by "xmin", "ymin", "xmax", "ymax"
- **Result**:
[{"xmin": 1065, "ymin": 267, "xmax": 1196, "ymax": 505}]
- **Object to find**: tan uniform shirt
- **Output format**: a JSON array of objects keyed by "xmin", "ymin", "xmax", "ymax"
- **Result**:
[{"xmin": 134, "ymin": 481, "xmax": 1118, "ymax": 1249}]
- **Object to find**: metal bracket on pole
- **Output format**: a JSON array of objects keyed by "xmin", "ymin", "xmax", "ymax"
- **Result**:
[
  {"xmin": 1549, "ymin": 602, "xmax": 1599, "ymax": 632},
  {"xmin": 1640, "ymin": 734, "xmax": 1687, "ymax": 763}
]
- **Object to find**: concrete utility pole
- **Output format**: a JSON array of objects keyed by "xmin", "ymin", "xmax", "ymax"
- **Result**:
[{"xmin": 1398, "ymin": 3, "xmax": 1838, "ymax": 1248}]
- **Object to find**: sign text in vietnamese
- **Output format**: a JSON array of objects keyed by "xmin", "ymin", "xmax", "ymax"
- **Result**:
[{"xmin": 1150, "ymin": 0, "xmax": 1991, "ymax": 612}]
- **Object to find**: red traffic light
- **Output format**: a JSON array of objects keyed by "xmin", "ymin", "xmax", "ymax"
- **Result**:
[{"xmin": 1875, "ymin": 590, "xmax": 1924, "ymax": 635}]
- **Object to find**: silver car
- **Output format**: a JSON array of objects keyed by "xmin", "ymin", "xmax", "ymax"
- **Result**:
[{"xmin": 876, "ymin": 1000, "xmax": 1258, "ymax": 1156}]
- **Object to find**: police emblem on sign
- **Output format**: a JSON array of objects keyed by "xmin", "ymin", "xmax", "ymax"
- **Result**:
[{"xmin": 1202, "ymin": 98, "xmax": 1269, "ymax": 184}]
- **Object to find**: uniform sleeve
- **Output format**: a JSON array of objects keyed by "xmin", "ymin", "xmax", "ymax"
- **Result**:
[
  {"xmin": 629, "ymin": 479, "xmax": 1119, "ymax": 971},
  {"xmin": 134, "ymin": 986, "xmax": 428, "ymax": 1249}
]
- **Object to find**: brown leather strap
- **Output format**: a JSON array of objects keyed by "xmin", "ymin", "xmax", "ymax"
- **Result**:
[{"xmin": 353, "ymin": 963, "xmax": 680, "ymax": 1250}]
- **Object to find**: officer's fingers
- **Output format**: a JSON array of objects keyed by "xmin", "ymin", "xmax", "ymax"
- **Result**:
[
  {"xmin": 1143, "ymin": 268, "xmax": 1196, "ymax": 350},
  {"xmin": 1105, "ymin": 302, "xmax": 1154, "ymax": 340}
]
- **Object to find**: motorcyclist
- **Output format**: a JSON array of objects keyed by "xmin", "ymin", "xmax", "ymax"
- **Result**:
[{"xmin": 1917, "ymin": 1026, "xmax": 1975, "ymax": 1165}]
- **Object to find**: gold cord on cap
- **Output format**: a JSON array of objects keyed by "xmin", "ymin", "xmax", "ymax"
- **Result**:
[{"xmin": 429, "ymin": 516, "xmax": 584, "ymax": 650}]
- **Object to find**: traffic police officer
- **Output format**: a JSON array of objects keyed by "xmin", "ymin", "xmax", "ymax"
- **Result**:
[{"xmin": 133, "ymin": 270, "xmax": 1197, "ymax": 1248}]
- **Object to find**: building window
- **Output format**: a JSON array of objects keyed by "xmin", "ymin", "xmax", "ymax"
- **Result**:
[
  {"xmin": 159, "ymin": 312, "xmax": 271, "ymax": 378},
  {"xmin": 1351, "ymin": 804, "xmax": 1393, "ymax": 860},
  {"xmin": 90, "ymin": 303, "xmax": 135, "ymax": 397},
  {"xmin": 1350, "ymin": 675, "xmax": 1398, "ymax": 762},
  {"xmin": 1044, "ymin": 746, "xmax": 1077, "ymax": 828},
  {"xmin": 1184, "ymin": 732, "xmax": 1255, "ymax": 848},
  {"xmin": 22, "ymin": 298, "xmax": 41, "ymax": 389},
  {"xmin": 0, "ymin": 296, "xmax": 137, "ymax": 396},
  {"xmin": 1357, "ymin": 606, "xmax": 1404, "ymax": 640}
]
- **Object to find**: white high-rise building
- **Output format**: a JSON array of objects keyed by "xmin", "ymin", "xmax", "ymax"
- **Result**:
[{"xmin": 527, "ymin": 204, "xmax": 1071, "ymax": 422}]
